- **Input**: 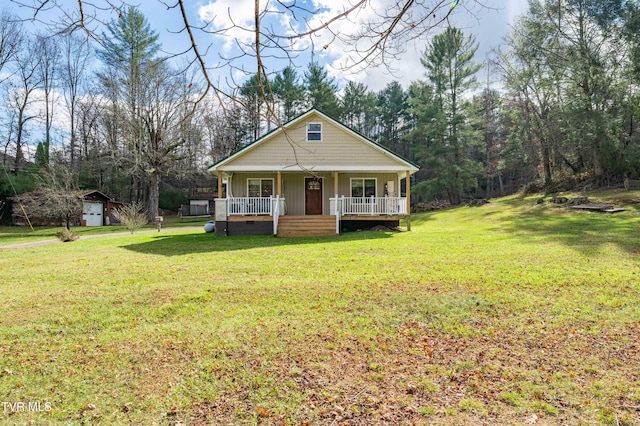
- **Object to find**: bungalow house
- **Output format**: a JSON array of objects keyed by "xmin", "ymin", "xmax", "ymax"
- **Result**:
[{"xmin": 208, "ymin": 109, "xmax": 419, "ymax": 237}]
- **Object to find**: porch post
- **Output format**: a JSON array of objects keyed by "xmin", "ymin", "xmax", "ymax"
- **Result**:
[
  {"xmin": 277, "ymin": 171, "xmax": 282, "ymax": 197},
  {"xmin": 334, "ymin": 172, "xmax": 340, "ymax": 234},
  {"xmin": 217, "ymin": 171, "xmax": 223, "ymax": 198},
  {"xmin": 405, "ymin": 171, "xmax": 411, "ymax": 231}
]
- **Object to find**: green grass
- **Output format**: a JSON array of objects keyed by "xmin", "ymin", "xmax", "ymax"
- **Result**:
[
  {"xmin": 0, "ymin": 217, "xmax": 207, "ymax": 247},
  {"xmin": 1, "ymin": 191, "xmax": 639, "ymax": 425}
]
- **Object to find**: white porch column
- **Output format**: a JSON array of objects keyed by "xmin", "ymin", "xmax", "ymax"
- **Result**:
[{"xmin": 405, "ymin": 170, "xmax": 411, "ymax": 231}]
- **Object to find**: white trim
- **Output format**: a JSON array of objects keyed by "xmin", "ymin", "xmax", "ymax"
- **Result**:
[
  {"xmin": 350, "ymin": 177, "xmax": 377, "ymax": 198},
  {"xmin": 306, "ymin": 122, "xmax": 322, "ymax": 141}
]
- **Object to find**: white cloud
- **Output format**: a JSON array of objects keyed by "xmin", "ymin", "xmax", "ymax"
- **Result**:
[
  {"xmin": 198, "ymin": 0, "xmax": 258, "ymax": 53},
  {"xmin": 197, "ymin": 0, "xmax": 529, "ymax": 90}
]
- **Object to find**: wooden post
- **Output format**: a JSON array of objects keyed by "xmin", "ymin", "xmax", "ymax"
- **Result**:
[
  {"xmin": 333, "ymin": 171, "xmax": 339, "ymax": 196},
  {"xmin": 217, "ymin": 171, "xmax": 223, "ymax": 198},
  {"xmin": 277, "ymin": 171, "xmax": 282, "ymax": 197},
  {"xmin": 405, "ymin": 171, "xmax": 411, "ymax": 231}
]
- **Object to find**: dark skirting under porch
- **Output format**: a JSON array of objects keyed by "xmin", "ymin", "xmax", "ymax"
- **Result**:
[
  {"xmin": 340, "ymin": 219, "xmax": 400, "ymax": 233},
  {"xmin": 216, "ymin": 217, "xmax": 273, "ymax": 236}
]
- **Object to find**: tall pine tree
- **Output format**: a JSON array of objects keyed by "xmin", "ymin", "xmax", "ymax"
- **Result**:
[
  {"xmin": 412, "ymin": 27, "xmax": 482, "ymax": 205},
  {"xmin": 271, "ymin": 66, "xmax": 305, "ymax": 122},
  {"xmin": 303, "ymin": 63, "xmax": 341, "ymax": 117}
]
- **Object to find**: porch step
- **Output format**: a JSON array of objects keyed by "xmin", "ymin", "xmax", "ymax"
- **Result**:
[{"xmin": 277, "ymin": 215, "xmax": 337, "ymax": 237}]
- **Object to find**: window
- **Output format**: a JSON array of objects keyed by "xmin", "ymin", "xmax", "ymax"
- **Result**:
[
  {"xmin": 307, "ymin": 123, "xmax": 322, "ymax": 141},
  {"xmin": 351, "ymin": 178, "xmax": 376, "ymax": 197},
  {"xmin": 247, "ymin": 179, "xmax": 273, "ymax": 197}
]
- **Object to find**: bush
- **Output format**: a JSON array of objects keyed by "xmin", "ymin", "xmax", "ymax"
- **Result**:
[
  {"xmin": 56, "ymin": 228, "xmax": 78, "ymax": 242},
  {"xmin": 113, "ymin": 201, "xmax": 148, "ymax": 234},
  {"xmin": 159, "ymin": 187, "xmax": 187, "ymax": 211}
]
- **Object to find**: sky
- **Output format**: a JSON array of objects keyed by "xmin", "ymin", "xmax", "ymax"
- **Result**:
[
  {"xmin": 11, "ymin": 0, "xmax": 530, "ymax": 92},
  {"xmin": 4, "ymin": 0, "xmax": 529, "ymax": 161}
]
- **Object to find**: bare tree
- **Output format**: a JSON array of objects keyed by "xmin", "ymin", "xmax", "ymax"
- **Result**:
[
  {"xmin": 34, "ymin": 32, "xmax": 60, "ymax": 165},
  {"xmin": 0, "ymin": 10, "xmax": 23, "ymax": 170},
  {"xmin": 0, "ymin": 9, "xmax": 22, "ymax": 76},
  {"xmin": 201, "ymin": 97, "xmax": 247, "ymax": 163},
  {"xmin": 136, "ymin": 60, "xmax": 196, "ymax": 220},
  {"xmin": 12, "ymin": 163, "xmax": 82, "ymax": 230},
  {"xmin": 61, "ymin": 34, "xmax": 93, "ymax": 165},
  {"xmin": 5, "ymin": 35, "xmax": 43, "ymax": 174}
]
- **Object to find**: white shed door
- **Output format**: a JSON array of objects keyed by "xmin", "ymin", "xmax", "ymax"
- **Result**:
[{"xmin": 83, "ymin": 202, "xmax": 103, "ymax": 226}]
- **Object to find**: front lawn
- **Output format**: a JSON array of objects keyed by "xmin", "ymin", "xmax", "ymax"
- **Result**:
[
  {"xmin": 1, "ymin": 192, "xmax": 639, "ymax": 425},
  {"xmin": 0, "ymin": 218, "xmax": 206, "ymax": 247}
]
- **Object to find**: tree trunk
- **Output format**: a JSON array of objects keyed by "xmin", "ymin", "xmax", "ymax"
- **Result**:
[
  {"xmin": 541, "ymin": 143, "xmax": 552, "ymax": 189},
  {"xmin": 147, "ymin": 171, "xmax": 159, "ymax": 222},
  {"xmin": 592, "ymin": 139, "xmax": 603, "ymax": 187}
]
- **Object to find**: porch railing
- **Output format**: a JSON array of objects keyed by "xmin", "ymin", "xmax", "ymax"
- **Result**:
[
  {"xmin": 226, "ymin": 196, "xmax": 407, "ymax": 216},
  {"xmin": 227, "ymin": 197, "xmax": 273, "ymax": 216},
  {"xmin": 340, "ymin": 196, "xmax": 407, "ymax": 216}
]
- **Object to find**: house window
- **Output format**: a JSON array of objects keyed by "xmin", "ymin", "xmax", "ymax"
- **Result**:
[
  {"xmin": 351, "ymin": 178, "xmax": 376, "ymax": 197},
  {"xmin": 247, "ymin": 179, "xmax": 273, "ymax": 197},
  {"xmin": 307, "ymin": 123, "xmax": 322, "ymax": 141}
]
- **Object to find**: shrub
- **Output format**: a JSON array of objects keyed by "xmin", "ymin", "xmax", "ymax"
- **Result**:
[
  {"xmin": 159, "ymin": 187, "xmax": 187, "ymax": 211},
  {"xmin": 55, "ymin": 228, "xmax": 78, "ymax": 242},
  {"xmin": 113, "ymin": 201, "xmax": 148, "ymax": 234}
]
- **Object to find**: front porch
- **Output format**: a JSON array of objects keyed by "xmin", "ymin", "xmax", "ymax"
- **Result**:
[{"xmin": 214, "ymin": 196, "xmax": 408, "ymax": 237}]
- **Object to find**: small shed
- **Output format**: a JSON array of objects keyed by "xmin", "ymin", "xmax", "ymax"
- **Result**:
[
  {"xmin": 10, "ymin": 189, "xmax": 119, "ymax": 227},
  {"xmin": 180, "ymin": 191, "xmax": 218, "ymax": 217},
  {"xmin": 81, "ymin": 190, "xmax": 112, "ymax": 226}
]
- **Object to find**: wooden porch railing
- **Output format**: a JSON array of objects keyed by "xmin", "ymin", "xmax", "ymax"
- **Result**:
[
  {"xmin": 339, "ymin": 196, "xmax": 407, "ymax": 216},
  {"xmin": 226, "ymin": 196, "xmax": 407, "ymax": 217},
  {"xmin": 227, "ymin": 197, "xmax": 273, "ymax": 216}
]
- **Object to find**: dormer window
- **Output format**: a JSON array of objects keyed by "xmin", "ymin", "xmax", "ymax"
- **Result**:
[{"xmin": 307, "ymin": 123, "xmax": 322, "ymax": 141}]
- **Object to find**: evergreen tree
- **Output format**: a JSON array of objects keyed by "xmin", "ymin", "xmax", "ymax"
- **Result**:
[
  {"xmin": 240, "ymin": 74, "xmax": 269, "ymax": 141},
  {"xmin": 97, "ymin": 7, "xmax": 160, "ymax": 71},
  {"xmin": 303, "ymin": 63, "xmax": 341, "ymax": 117},
  {"xmin": 340, "ymin": 81, "xmax": 377, "ymax": 138},
  {"xmin": 376, "ymin": 81, "xmax": 409, "ymax": 156},
  {"xmin": 413, "ymin": 27, "xmax": 482, "ymax": 205},
  {"xmin": 35, "ymin": 141, "xmax": 49, "ymax": 167},
  {"xmin": 271, "ymin": 66, "xmax": 305, "ymax": 122}
]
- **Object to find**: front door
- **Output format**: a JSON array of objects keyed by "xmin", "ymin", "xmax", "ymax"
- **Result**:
[{"xmin": 305, "ymin": 177, "xmax": 323, "ymax": 215}]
